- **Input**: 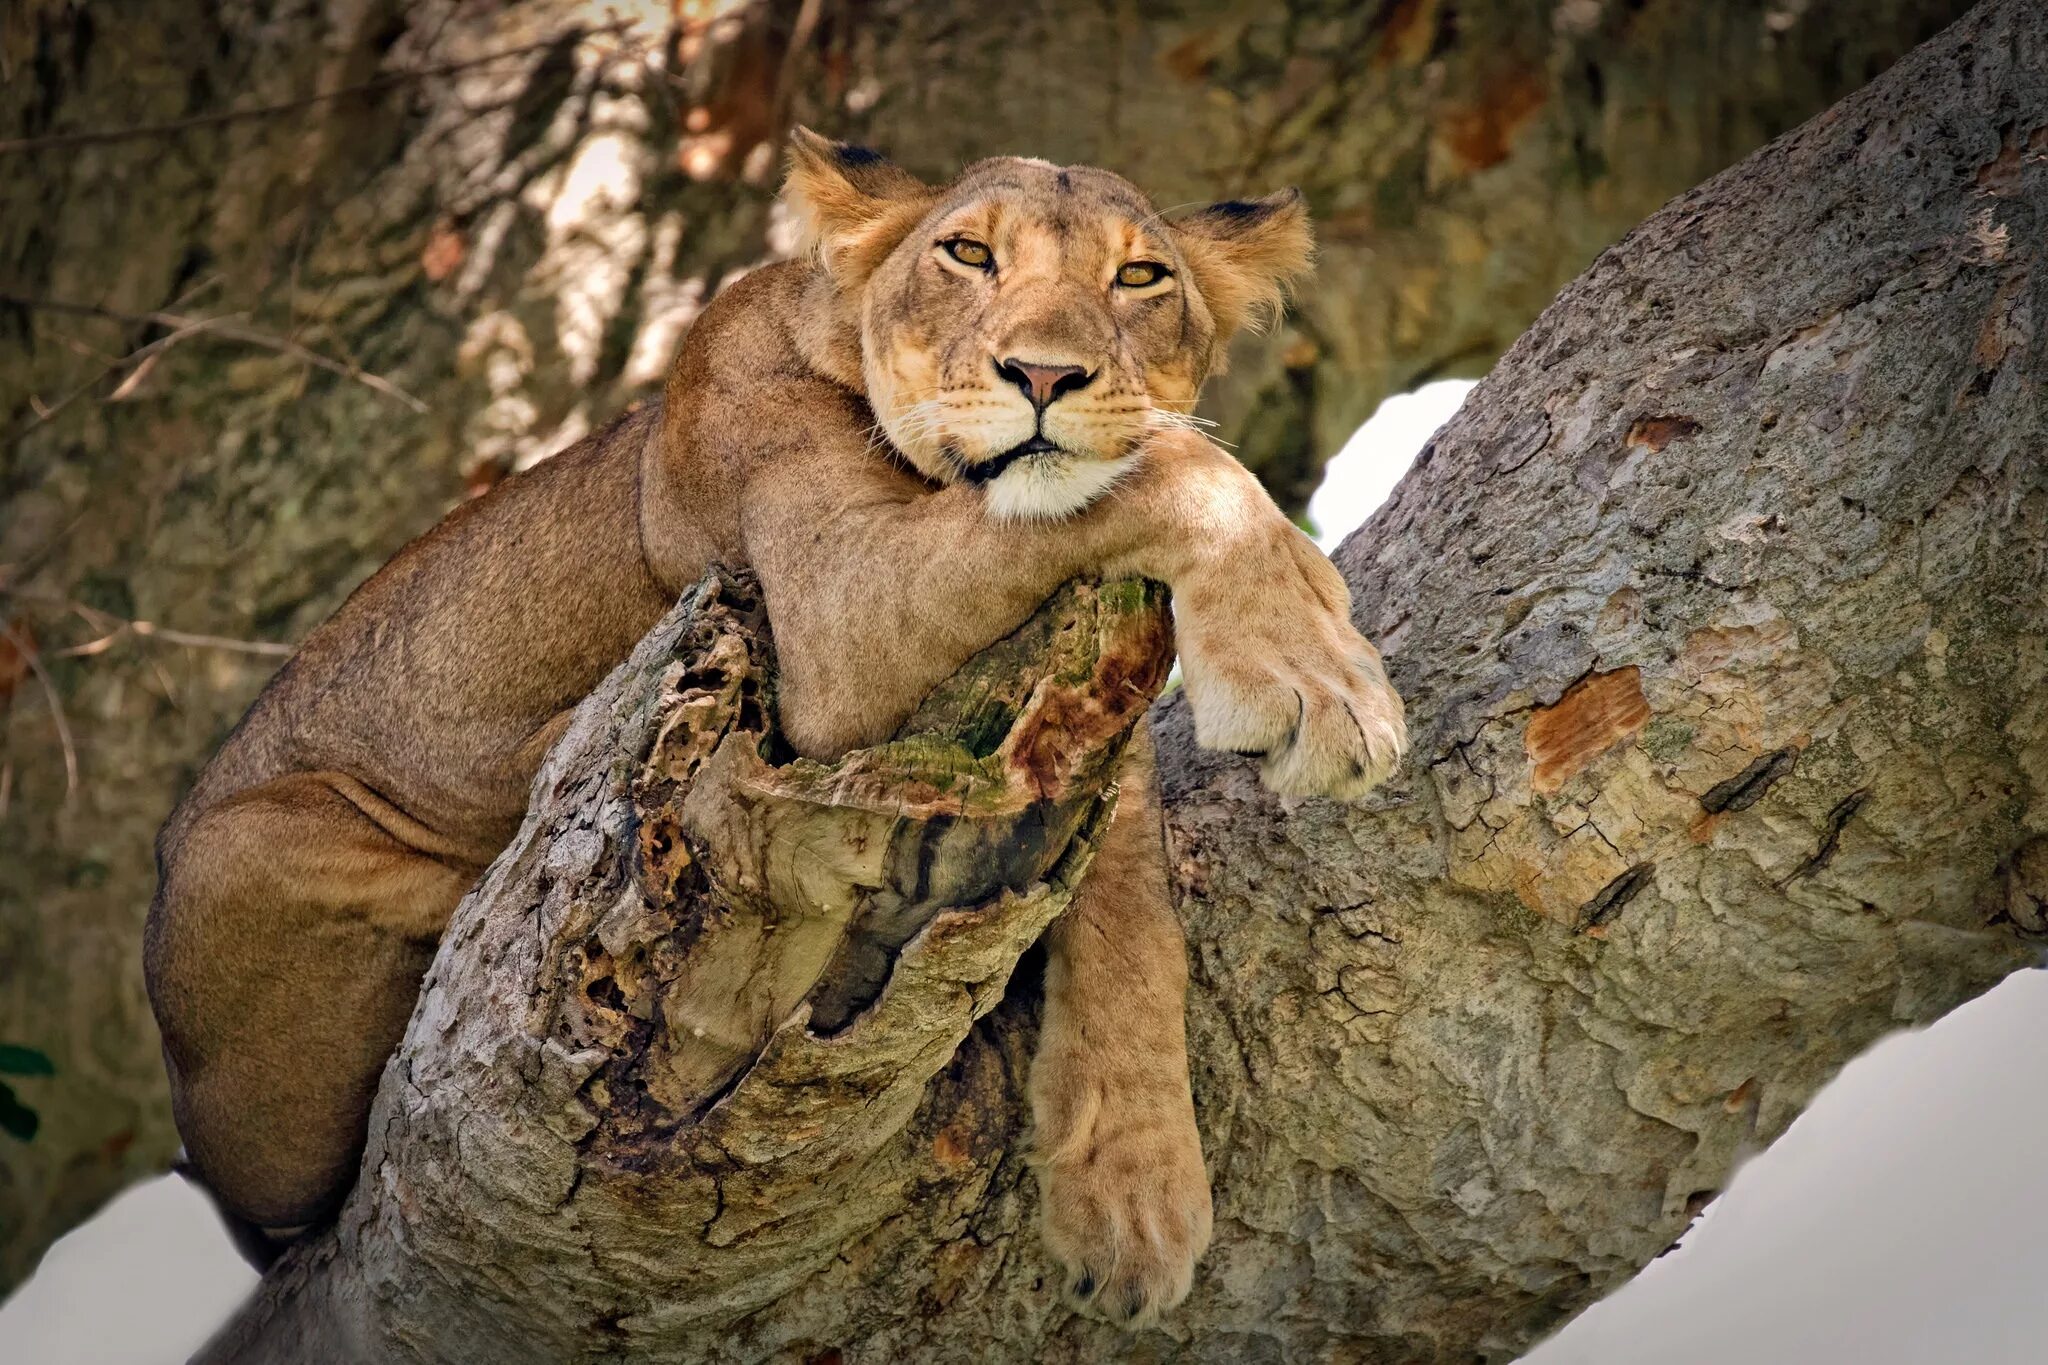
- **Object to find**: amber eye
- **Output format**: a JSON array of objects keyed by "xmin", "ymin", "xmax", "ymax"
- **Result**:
[
  {"xmin": 943, "ymin": 238, "xmax": 994, "ymax": 270},
  {"xmin": 1116, "ymin": 260, "xmax": 1170, "ymax": 288}
]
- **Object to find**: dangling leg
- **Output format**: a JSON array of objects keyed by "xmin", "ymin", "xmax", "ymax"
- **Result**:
[{"xmin": 1030, "ymin": 721, "xmax": 1213, "ymax": 1325}]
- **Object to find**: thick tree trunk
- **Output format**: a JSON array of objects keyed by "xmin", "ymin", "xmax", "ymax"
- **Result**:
[
  {"xmin": 200, "ymin": 1, "xmax": 2048, "ymax": 1359},
  {"xmin": 0, "ymin": 0, "xmax": 1991, "ymax": 1302}
]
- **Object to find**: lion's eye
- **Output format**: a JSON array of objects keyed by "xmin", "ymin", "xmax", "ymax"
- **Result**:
[
  {"xmin": 943, "ymin": 238, "xmax": 994, "ymax": 270},
  {"xmin": 1116, "ymin": 261, "xmax": 1169, "ymax": 288}
]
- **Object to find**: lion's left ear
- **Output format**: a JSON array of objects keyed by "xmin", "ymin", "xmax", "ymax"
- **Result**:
[
  {"xmin": 1171, "ymin": 189, "xmax": 1316, "ymax": 342},
  {"xmin": 784, "ymin": 128, "xmax": 935, "ymax": 287}
]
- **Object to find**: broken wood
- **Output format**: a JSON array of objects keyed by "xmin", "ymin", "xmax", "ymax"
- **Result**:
[{"xmin": 198, "ymin": 569, "xmax": 1171, "ymax": 1363}]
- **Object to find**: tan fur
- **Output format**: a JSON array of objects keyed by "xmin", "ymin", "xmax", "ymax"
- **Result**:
[{"xmin": 144, "ymin": 133, "xmax": 1404, "ymax": 1321}]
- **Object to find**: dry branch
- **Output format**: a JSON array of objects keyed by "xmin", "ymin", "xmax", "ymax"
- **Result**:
[{"xmin": 0, "ymin": 296, "xmax": 429, "ymax": 420}]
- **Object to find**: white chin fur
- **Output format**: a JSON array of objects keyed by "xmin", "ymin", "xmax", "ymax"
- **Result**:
[{"xmin": 983, "ymin": 453, "xmax": 1132, "ymax": 522}]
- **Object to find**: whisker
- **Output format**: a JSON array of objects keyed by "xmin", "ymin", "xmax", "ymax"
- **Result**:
[{"xmin": 1129, "ymin": 200, "xmax": 1209, "ymax": 238}]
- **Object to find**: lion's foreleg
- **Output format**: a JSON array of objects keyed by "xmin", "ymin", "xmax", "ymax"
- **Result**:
[{"xmin": 1027, "ymin": 722, "xmax": 1213, "ymax": 1325}]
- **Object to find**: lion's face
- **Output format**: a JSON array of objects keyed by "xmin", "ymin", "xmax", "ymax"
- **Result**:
[
  {"xmin": 785, "ymin": 134, "xmax": 1314, "ymax": 520},
  {"xmin": 858, "ymin": 161, "xmax": 1215, "ymax": 521}
]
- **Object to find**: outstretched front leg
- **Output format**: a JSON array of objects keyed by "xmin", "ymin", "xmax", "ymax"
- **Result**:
[
  {"xmin": 1030, "ymin": 722, "xmax": 1212, "ymax": 1326},
  {"xmin": 730, "ymin": 421, "xmax": 1400, "ymax": 1324},
  {"xmin": 738, "ymin": 421, "xmax": 1405, "ymax": 779}
]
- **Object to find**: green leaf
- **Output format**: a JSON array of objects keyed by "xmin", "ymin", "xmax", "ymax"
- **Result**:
[
  {"xmin": 0, "ymin": 1044, "xmax": 54, "ymax": 1076},
  {"xmin": 0, "ymin": 1082, "xmax": 37, "ymax": 1142}
]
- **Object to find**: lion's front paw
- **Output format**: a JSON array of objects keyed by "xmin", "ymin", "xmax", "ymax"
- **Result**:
[
  {"xmin": 1178, "ymin": 530, "xmax": 1407, "ymax": 799},
  {"xmin": 1036, "ymin": 1110, "xmax": 1214, "ymax": 1328}
]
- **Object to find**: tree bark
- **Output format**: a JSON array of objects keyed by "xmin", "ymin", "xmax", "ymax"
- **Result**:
[
  {"xmin": 202, "ymin": 1, "xmax": 2048, "ymax": 1358},
  {"xmin": 0, "ymin": 0, "xmax": 1992, "ymax": 1302},
  {"xmin": 199, "ymin": 569, "xmax": 1174, "ymax": 1363}
]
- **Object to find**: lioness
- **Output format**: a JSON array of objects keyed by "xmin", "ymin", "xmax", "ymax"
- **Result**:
[{"xmin": 144, "ymin": 130, "xmax": 1405, "ymax": 1324}]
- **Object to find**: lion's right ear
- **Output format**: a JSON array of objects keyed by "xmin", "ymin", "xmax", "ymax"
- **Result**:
[{"xmin": 784, "ymin": 128, "xmax": 934, "ymax": 287}]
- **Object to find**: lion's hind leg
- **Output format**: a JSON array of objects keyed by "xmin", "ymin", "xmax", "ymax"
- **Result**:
[{"xmin": 145, "ymin": 772, "xmax": 477, "ymax": 1239}]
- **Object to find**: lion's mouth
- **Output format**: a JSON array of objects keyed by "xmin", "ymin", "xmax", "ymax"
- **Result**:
[{"xmin": 963, "ymin": 435, "xmax": 1063, "ymax": 485}]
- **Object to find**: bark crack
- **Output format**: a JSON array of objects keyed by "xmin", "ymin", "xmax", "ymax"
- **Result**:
[
  {"xmin": 1576, "ymin": 861, "xmax": 1655, "ymax": 933},
  {"xmin": 1699, "ymin": 747, "xmax": 1799, "ymax": 814},
  {"xmin": 1781, "ymin": 789, "xmax": 1871, "ymax": 887}
]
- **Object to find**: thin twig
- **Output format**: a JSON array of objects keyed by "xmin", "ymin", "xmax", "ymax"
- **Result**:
[
  {"xmin": 0, "ymin": 21, "xmax": 636, "ymax": 157},
  {"xmin": 3, "ymin": 296, "xmax": 428, "ymax": 421},
  {"xmin": 11, "ymin": 314, "xmax": 227, "ymax": 437},
  {"xmin": 53, "ymin": 614, "xmax": 294, "ymax": 660},
  {"xmin": 0, "ymin": 621, "xmax": 77, "ymax": 807},
  {"xmin": 144, "ymin": 654, "xmax": 184, "ymax": 713},
  {"xmin": 0, "ymin": 592, "xmax": 296, "ymax": 660},
  {"xmin": 197, "ymin": 317, "xmax": 429, "ymax": 412}
]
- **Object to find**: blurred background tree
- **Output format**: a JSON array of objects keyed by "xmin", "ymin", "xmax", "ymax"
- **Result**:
[{"xmin": 0, "ymin": 0, "xmax": 1979, "ymax": 1302}]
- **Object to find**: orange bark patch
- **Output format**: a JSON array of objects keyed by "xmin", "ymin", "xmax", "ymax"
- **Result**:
[
  {"xmin": 673, "ymin": 9, "xmax": 779, "ymax": 182},
  {"xmin": 1626, "ymin": 415, "xmax": 1702, "ymax": 452},
  {"xmin": 1003, "ymin": 608, "xmax": 1172, "ymax": 800},
  {"xmin": 1972, "ymin": 122, "xmax": 2043, "ymax": 196},
  {"xmin": 1525, "ymin": 667, "xmax": 1651, "ymax": 795},
  {"xmin": 932, "ymin": 1125, "xmax": 971, "ymax": 1169},
  {"xmin": 420, "ymin": 221, "xmax": 466, "ymax": 282},
  {"xmin": 462, "ymin": 456, "xmax": 511, "ymax": 500},
  {"xmin": 1437, "ymin": 68, "xmax": 1547, "ymax": 174},
  {"xmin": 1375, "ymin": 0, "xmax": 1440, "ymax": 68},
  {"xmin": 1163, "ymin": 27, "xmax": 1236, "ymax": 83},
  {"xmin": 1280, "ymin": 335, "xmax": 1321, "ymax": 369},
  {"xmin": 635, "ymin": 811, "xmax": 695, "ymax": 903}
]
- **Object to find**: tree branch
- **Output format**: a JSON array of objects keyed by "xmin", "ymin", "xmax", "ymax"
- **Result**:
[
  {"xmin": 0, "ymin": 0, "xmax": 2014, "ymax": 1329},
  {"xmin": 206, "ymin": 2, "xmax": 2048, "ymax": 1359},
  {"xmin": 200, "ymin": 570, "xmax": 1172, "ymax": 1362}
]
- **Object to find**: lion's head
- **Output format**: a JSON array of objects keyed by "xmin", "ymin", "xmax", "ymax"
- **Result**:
[{"xmin": 783, "ymin": 129, "xmax": 1314, "ymax": 520}]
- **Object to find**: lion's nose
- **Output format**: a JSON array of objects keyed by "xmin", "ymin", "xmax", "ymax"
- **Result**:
[{"xmin": 995, "ymin": 357, "xmax": 1094, "ymax": 411}]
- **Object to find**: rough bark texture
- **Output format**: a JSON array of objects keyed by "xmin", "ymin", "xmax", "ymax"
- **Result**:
[
  {"xmin": 200, "ymin": 2, "xmax": 2048, "ymax": 1359},
  {"xmin": 0, "ymin": 0, "xmax": 1992, "ymax": 1303},
  {"xmin": 203, "ymin": 569, "xmax": 1173, "ymax": 1363}
]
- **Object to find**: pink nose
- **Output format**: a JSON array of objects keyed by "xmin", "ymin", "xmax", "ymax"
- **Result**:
[{"xmin": 995, "ymin": 357, "xmax": 1093, "ymax": 410}]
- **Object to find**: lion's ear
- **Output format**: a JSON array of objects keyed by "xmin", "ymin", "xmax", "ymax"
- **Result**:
[
  {"xmin": 784, "ymin": 128, "xmax": 934, "ymax": 287},
  {"xmin": 1171, "ymin": 189, "xmax": 1316, "ymax": 341}
]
